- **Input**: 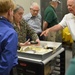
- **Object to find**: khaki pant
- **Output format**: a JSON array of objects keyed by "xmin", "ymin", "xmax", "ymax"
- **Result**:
[{"xmin": 45, "ymin": 32, "xmax": 56, "ymax": 41}]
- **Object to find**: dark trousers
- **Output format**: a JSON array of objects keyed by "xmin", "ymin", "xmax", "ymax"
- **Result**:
[
  {"xmin": 37, "ymin": 32, "xmax": 45, "ymax": 40},
  {"xmin": 72, "ymin": 41, "xmax": 75, "ymax": 57},
  {"xmin": 26, "ymin": 32, "xmax": 45, "ymax": 41},
  {"xmin": 10, "ymin": 66, "xmax": 18, "ymax": 75}
]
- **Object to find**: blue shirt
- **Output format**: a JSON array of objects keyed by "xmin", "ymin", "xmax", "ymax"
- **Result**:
[
  {"xmin": 23, "ymin": 13, "xmax": 42, "ymax": 33},
  {"xmin": 0, "ymin": 17, "xmax": 18, "ymax": 75}
]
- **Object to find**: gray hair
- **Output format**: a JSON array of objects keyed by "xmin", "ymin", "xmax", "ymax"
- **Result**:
[
  {"xmin": 30, "ymin": 2, "xmax": 39, "ymax": 9},
  {"xmin": 14, "ymin": 5, "xmax": 24, "ymax": 13}
]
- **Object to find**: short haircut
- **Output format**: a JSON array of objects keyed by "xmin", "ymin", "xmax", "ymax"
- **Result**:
[
  {"xmin": 30, "ymin": 2, "xmax": 39, "ymax": 9},
  {"xmin": 0, "ymin": 0, "xmax": 15, "ymax": 13},
  {"xmin": 14, "ymin": 5, "xmax": 24, "ymax": 13}
]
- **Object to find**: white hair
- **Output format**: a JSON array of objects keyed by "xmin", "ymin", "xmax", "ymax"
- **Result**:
[{"xmin": 30, "ymin": 2, "xmax": 39, "ymax": 9}]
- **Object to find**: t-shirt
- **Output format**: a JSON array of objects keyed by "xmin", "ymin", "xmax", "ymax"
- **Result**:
[{"xmin": 44, "ymin": 5, "xmax": 58, "ymax": 28}]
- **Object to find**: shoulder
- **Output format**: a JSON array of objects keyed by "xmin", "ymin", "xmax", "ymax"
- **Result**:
[
  {"xmin": 45, "ymin": 6, "xmax": 55, "ymax": 14},
  {"xmin": 46, "ymin": 5, "xmax": 54, "ymax": 11},
  {"xmin": 9, "ymin": 27, "xmax": 17, "ymax": 34},
  {"xmin": 4, "ymin": 27, "xmax": 18, "ymax": 38},
  {"xmin": 37, "ymin": 14, "xmax": 41, "ymax": 19},
  {"xmin": 23, "ymin": 13, "xmax": 32, "ymax": 20},
  {"xmin": 46, "ymin": 6, "xmax": 51, "ymax": 9},
  {"xmin": 20, "ymin": 18, "xmax": 28, "ymax": 26},
  {"xmin": 64, "ymin": 13, "xmax": 74, "ymax": 19}
]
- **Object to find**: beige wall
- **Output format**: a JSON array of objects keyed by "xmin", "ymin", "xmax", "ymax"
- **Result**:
[{"xmin": 14, "ymin": 0, "xmax": 40, "ymax": 15}]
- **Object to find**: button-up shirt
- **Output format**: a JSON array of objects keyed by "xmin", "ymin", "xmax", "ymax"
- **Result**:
[{"xmin": 23, "ymin": 13, "xmax": 42, "ymax": 33}]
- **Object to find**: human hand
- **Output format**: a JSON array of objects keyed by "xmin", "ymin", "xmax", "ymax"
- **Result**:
[
  {"xmin": 30, "ymin": 39, "xmax": 40, "ymax": 46},
  {"xmin": 36, "ymin": 39, "xmax": 40, "ymax": 44},
  {"xmin": 20, "ymin": 39, "xmax": 30, "ymax": 46},
  {"xmin": 40, "ymin": 29, "xmax": 50, "ymax": 36},
  {"xmin": 24, "ymin": 39, "xmax": 30, "ymax": 45}
]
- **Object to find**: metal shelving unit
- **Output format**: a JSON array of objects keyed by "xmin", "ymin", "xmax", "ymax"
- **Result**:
[{"xmin": 17, "ymin": 48, "xmax": 65, "ymax": 75}]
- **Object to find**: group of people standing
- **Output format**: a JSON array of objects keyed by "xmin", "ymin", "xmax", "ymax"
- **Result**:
[{"xmin": 0, "ymin": 0, "xmax": 75, "ymax": 75}]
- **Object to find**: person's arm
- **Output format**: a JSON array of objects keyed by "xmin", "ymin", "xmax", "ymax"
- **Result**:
[
  {"xmin": 27, "ymin": 24, "xmax": 40, "ymax": 44},
  {"xmin": 25, "ymin": 21, "xmax": 39, "ymax": 41},
  {"xmin": 43, "ymin": 9, "xmax": 55, "ymax": 30},
  {"xmin": 19, "ymin": 39, "xmax": 30, "ymax": 46},
  {"xmin": 0, "ymin": 31, "xmax": 18, "ymax": 75},
  {"xmin": 43, "ymin": 21, "xmax": 48, "ymax": 30},
  {"xmin": 41, "ymin": 24, "xmax": 63, "ymax": 36}
]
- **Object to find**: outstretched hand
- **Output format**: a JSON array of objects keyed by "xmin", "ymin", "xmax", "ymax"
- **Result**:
[
  {"xmin": 20, "ymin": 39, "xmax": 30, "ymax": 46},
  {"xmin": 40, "ymin": 29, "xmax": 50, "ymax": 36}
]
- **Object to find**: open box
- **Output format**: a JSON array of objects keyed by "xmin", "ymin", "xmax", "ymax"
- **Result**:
[{"xmin": 17, "ymin": 41, "xmax": 62, "ymax": 60}]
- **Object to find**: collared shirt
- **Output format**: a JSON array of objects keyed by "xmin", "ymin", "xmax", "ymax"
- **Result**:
[
  {"xmin": 13, "ymin": 19, "xmax": 39, "ymax": 43},
  {"xmin": 23, "ymin": 13, "xmax": 42, "ymax": 33},
  {"xmin": 44, "ymin": 5, "xmax": 58, "ymax": 28},
  {"xmin": 0, "ymin": 17, "xmax": 18, "ymax": 75},
  {"xmin": 59, "ymin": 13, "xmax": 75, "ymax": 40}
]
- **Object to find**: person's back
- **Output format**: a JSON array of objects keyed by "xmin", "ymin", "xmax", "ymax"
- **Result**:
[
  {"xmin": 44, "ymin": 5, "xmax": 58, "ymax": 28},
  {"xmin": 43, "ymin": 0, "xmax": 60, "ymax": 41},
  {"xmin": 0, "ymin": 0, "xmax": 18, "ymax": 75},
  {"xmin": 0, "ymin": 17, "xmax": 18, "ymax": 67}
]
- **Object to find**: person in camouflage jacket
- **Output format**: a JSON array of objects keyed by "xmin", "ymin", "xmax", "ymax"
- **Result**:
[{"xmin": 13, "ymin": 5, "xmax": 40, "ymax": 47}]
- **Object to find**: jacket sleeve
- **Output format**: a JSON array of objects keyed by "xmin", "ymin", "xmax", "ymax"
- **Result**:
[
  {"xmin": 0, "ymin": 30, "xmax": 18, "ymax": 75},
  {"xmin": 23, "ymin": 20, "xmax": 39, "ymax": 41}
]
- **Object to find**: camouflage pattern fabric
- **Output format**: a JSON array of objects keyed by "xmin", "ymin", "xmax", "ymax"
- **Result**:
[{"xmin": 13, "ymin": 19, "xmax": 39, "ymax": 43}]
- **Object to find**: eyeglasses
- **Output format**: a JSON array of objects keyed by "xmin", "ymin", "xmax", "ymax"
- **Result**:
[{"xmin": 31, "ymin": 8, "xmax": 39, "ymax": 12}]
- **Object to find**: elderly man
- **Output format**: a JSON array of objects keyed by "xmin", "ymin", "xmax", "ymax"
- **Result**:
[
  {"xmin": 23, "ymin": 2, "xmax": 44, "ymax": 40},
  {"xmin": 0, "ymin": 0, "xmax": 18, "ymax": 75},
  {"xmin": 43, "ymin": 0, "xmax": 61, "ymax": 41},
  {"xmin": 41, "ymin": 0, "xmax": 75, "ymax": 75}
]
